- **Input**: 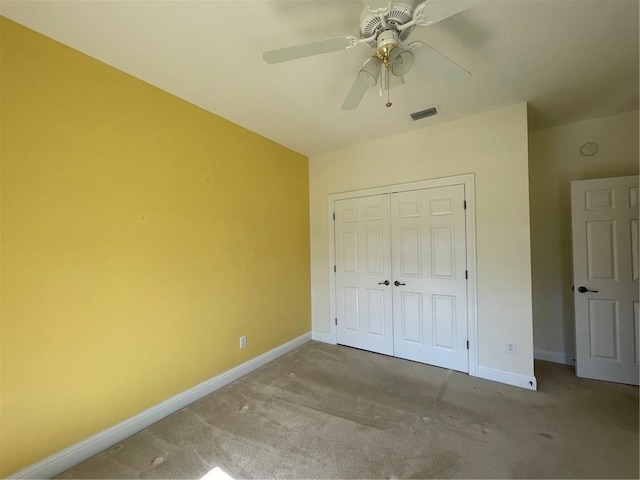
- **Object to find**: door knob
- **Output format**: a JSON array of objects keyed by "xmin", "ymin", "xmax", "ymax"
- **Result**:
[
  {"xmin": 577, "ymin": 286, "xmax": 598, "ymax": 293},
  {"xmin": 377, "ymin": 280, "xmax": 390, "ymax": 286},
  {"xmin": 394, "ymin": 280, "xmax": 406, "ymax": 286}
]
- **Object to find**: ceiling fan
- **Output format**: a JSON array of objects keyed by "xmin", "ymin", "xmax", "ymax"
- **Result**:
[{"xmin": 263, "ymin": 0, "xmax": 477, "ymax": 110}]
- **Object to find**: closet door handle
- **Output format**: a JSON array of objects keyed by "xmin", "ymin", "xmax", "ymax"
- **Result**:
[
  {"xmin": 577, "ymin": 286, "xmax": 598, "ymax": 293},
  {"xmin": 377, "ymin": 280, "xmax": 390, "ymax": 286},
  {"xmin": 394, "ymin": 281, "xmax": 406, "ymax": 286}
]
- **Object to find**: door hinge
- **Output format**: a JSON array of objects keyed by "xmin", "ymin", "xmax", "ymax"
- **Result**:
[
  {"xmin": 335, "ymin": 318, "xmax": 338, "ymax": 326},
  {"xmin": 465, "ymin": 270, "xmax": 468, "ymax": 279},
  {"xmin": 464, "ymin": 200, "xmax": 467, "ymax": 210},
  {"xmin": 333, "ymin": 212, "xmax": 335, "ymax": 221},
  {"xmin": 466, "ymin": 340, "xmax": 469, "ymax": 350},
  {"xmin": 334, "ymin": 265, "xmax": 336, "ymax": 273}
]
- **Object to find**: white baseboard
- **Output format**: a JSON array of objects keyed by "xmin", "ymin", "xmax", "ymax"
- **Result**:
[
  {"xmin": 534, "ymin": 348, "xmax": 575, "ymax": 365},
  {"xmin": 310, "ymin": 333, "xmax": 537, "ymax": 391},
  {"xmin": 311, "ymin": 331, "xmax": 333, "ymax": 344},
  {"xmin": 477, "ymin": 365, "xmax": 537, "ymax": 391},
  {"xmin": 9, "ymin": 332, "xmax": 312, "ymax": 480}
]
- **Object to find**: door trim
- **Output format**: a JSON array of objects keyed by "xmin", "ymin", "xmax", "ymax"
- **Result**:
[{"xmin": 327, "ymin": 174, "xmax": 478, "ymax": 377}]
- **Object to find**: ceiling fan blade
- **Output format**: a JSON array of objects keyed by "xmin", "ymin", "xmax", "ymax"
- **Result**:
[
  {"xmin": 341, "ymin": 75, "xmax": 369, "ymax": 110},
  {"xmin": 263, "ymin": 36, "xmax": 356, "ymax": 64},
  {"xmin": 413, "ymin": 44, "xmax": 470, "ymax": 85},
  {"xmin": 414, "ymin": 0, "xmax": 478, "ymax": 26}
]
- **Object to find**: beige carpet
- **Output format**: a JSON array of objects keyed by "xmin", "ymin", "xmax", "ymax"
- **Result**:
[{"xmin": 57, "ymin": 341, "xmax": 639, "ymax": 479}]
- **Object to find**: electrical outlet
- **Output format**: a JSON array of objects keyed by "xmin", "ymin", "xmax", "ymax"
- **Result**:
[
  {"xmin": 505, "ymin": 341, "xmax": 516, "ymax": 355},
  {"xmin": 239, "ymin": 335, "xmax": 247, "ymax": 349}
]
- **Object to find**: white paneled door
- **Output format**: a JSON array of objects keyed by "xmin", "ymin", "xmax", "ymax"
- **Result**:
[
  {"xmin": 571, "ymin": 176, "xmax": 639, "ymax": 385},
  {"xmin": 335, "ymin": 195, "xmax": 394, "ymax": 355},
  {"xmin": 391, "ymin": 186, "xmax": 468, "ymax": 372},
  {"xmin": 334, "ymin": 185, "xmax": 469, "ymax": 372}
]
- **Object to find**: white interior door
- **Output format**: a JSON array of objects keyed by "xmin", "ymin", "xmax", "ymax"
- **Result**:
[
  {"xmin": 571, "ymin": 175, "xmax": 639, "ymax": 385},
  {"xmin": 334, "ymin": 195, "xmax": 394, "ymax": 355},
  {"xmin": 334, "ymin": 184, "xmax": 469, "ymax": 372},
  {"xmin": 391, "ymin": 186, "xmax": 469, "ymax": 372}
]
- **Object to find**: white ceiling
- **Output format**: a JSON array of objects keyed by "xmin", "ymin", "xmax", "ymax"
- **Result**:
[{"xmin": 2, "ymin": 0, "xmax": 638, "ymax": 156}]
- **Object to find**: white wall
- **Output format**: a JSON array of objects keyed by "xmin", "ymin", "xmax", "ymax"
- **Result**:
[
  {"xmin": 309, "ymin": 103, "xmax": 535, "ymax": 381},
  {"xmin": 529, "ymin": 111, "xmax": 640, "ymax": 364}
]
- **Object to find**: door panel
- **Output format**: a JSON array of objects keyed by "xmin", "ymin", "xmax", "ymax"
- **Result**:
[
  {"xmin": 335, "ymin": 196, "xmax": 393, "ymax": 355},
  {"xmin": 588, "ymin": 299, "xmax": 618, "ymax": 360},
  {"xmin": 400, "ymin": 292, "xmax": 423, "ymax": 343},
  {"xmin": 586, "ymin": 220, "xmax": 616, "ymax": 280},
  {"xmin": 342, "ymin": 231, "xmax": 358, "ymax": 273},
  {"xmin": 400, "ymin": 227, "xmax": 421, "ymax": 276},
  {"xmin": 366, "ymin": 230, "xmax": 383, "ymax": 273},
  {"xmin": 432, "ymin": 226, "xmax": 455, "ymax": 278},
  {"xmin": 391, "ymin": 186, "xmax": 468, "ymax": 372},
  {"xmin": 433, "ymin": 294, "xmax": 456, "ymax": 349},
  {"xmin": 634, "ymin": 302, "xmax": 640, "ymax": 362},
  {"xmin": 343, "ymin": 287, "xmax": 359, "ymax": 332},
  {"xmin": 631, "ymin": 219, "xmax": 639, "ymax": 281},
  {"xmin": 572, "ymin": 175, "xmax": 639, "ymax": 385},
  {"xmin": 367, "ymin": 289, "xmax": 385, "ymax": 336}
]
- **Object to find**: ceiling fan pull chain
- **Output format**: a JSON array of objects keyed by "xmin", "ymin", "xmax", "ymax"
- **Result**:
[{"xmin": 386, "ymin": 67, "xmax": 392, "ymax": 107}]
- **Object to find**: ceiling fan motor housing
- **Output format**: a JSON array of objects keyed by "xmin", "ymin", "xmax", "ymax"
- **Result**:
[
  {"xmin": 360, "ymin": 1, "xmax": 417, "ymax": 48},
  {"xmin": 377, "ymin": 30, "xmax": 399, "ymax": 56}
]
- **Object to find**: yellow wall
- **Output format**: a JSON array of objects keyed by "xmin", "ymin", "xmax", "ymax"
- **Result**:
[{"xmin": 0, "ymin": 17, "xmax": 311, "ymax": 476}]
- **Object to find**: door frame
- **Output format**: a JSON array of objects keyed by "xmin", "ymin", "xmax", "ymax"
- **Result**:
[{"xmin": 327, "ymin": 173, "xmax": 478, "ymax": 377}]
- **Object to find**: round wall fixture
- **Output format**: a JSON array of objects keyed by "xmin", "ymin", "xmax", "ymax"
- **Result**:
[{"xmin": 580, "ymin": 142, "xmax": 599, "ymax": 156}]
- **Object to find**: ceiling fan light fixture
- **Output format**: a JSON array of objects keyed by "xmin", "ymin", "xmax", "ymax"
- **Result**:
[
  {"xmin": 358, "ymin": 56, "xmax": 383, "ymax": 86},
  {"xmin": 265, "ymin": 0, "xmax": 477, "ymax": 111},
  {"xmin": 389, "ymin": 46, "xmax": 414, "ymax": 76}
]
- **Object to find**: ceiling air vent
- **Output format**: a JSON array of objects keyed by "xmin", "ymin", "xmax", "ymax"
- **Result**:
[{"xmin": 410, "ymin": 107, "xmax": 438, "ymax": 121}]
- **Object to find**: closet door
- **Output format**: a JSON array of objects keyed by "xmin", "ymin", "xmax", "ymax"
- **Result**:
[
  {"xmin": 391, "ymin": 185, "xmax": 469, "ymax": 372},
  {"xmin": 335, "ymin": 195, "xmax": 393, "ymax": 355}
]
